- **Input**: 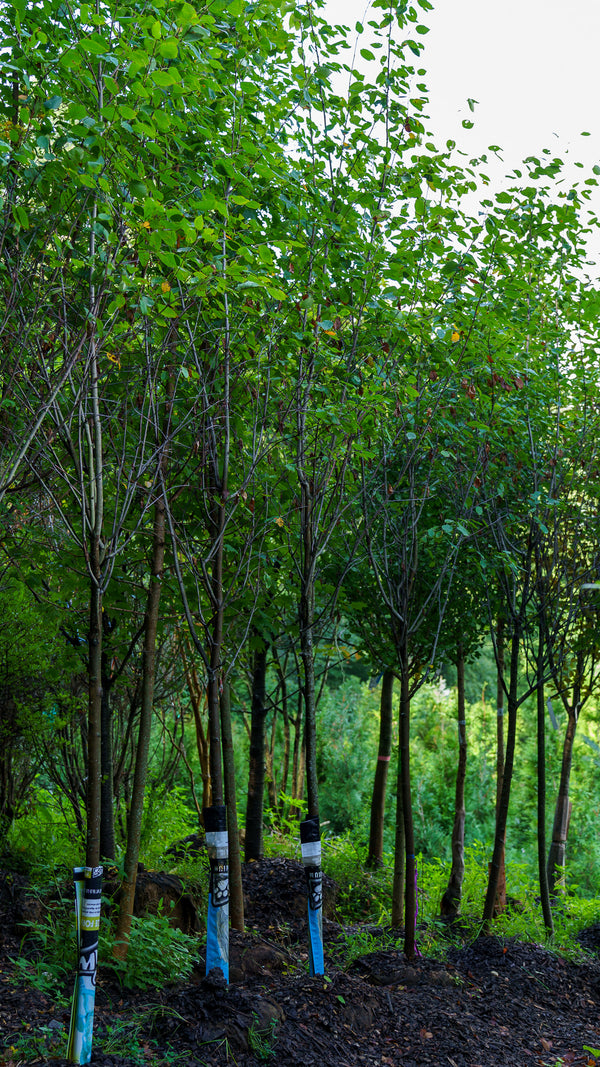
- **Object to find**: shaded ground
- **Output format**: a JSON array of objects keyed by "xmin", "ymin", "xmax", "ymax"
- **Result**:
[{"xmin": 2, "ymin": 859, "xmax": 600, "ymax": 1066}]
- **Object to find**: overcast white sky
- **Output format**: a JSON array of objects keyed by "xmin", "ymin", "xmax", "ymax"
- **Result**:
[{"xmin": 324, "ymin": 0, "xmax": 600, "ymax": 225}]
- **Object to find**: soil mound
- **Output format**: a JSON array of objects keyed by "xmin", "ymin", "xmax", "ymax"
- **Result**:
[{"xmin": 2, "ymin": 863, "xmax": 600, "ymax": 1067}]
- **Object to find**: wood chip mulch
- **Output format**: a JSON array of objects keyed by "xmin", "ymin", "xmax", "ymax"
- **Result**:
[{"xmin": 2, "ymin": 861, "xmax": 600, "ymax": 1066}]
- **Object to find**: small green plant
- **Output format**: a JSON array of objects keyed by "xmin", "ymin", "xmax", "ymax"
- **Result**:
[
  {"xmin": 9, "ymin": 890, "xmax": 74, "ymax": 1005},
  {"xmin": 100, "ymin": 908, "xmax": 198, "ymax": 990},
  {"xmin": 101, "ymin": 1019, "xmax": 150, "ymax": 1063},
  {"xmin": 9, "ymin": 953, "xmax": 71, "ymax": 1004},
  {"xmin": 339, "ymin": 926, "xmax": 393, "ymax": 969},
  {"xmin": 4, "ymin": 1022, "xmax": 66, "ymax": 1063},
  {"xmin": 99, "ymin": 1007, "xmax": 188, "ymax": 1065},
  {"xmin": 248, "ymin": 1015, "xmax": 278, "ymax": 1062}
]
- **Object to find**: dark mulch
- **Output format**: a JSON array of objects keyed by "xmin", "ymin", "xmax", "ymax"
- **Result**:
[{"xmin": 2, "ymin": 860, "xmax": 600, "ymax": 1066}]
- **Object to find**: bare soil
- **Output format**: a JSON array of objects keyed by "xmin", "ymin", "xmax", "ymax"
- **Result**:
[{"xmin": 2, "ymin": 859, "xmax": 600, "ymax": 1066}]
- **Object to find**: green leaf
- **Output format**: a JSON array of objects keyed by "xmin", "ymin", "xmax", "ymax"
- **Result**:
[
  {"xmin": 265, "ymin": 285, "xmax": 286, "ymax": 300},
  {"xmin": 159, "ymin": 38, "xmax": 179, "ymax": 59},
  {"xmin": 151, "ymin": 69, "xmax": 179, "ymax": 87},
  {"xmin": 81, "ymin": 36, "xmax": 107, "ymax": 55},
  {"xmin": 12, "ymin": 204, "xmax": 29, "ymax": 228}
]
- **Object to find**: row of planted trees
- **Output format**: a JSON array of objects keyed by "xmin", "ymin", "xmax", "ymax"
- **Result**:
[{"xmin": 1, "ymin": 0, "xmax": 600, "ymax": 974}]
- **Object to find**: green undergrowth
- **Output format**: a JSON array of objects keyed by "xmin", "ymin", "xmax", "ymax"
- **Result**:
[
  {"xmin": 5, "ymin": 814, "xmax": 600, "ymax": 1017},
  {"xmin": 307, "ymin": 835, "xmax": 600, "ymax": 962}
]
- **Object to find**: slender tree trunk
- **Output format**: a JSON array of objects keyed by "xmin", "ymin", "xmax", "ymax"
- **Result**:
[
  {"xmin": 113, "ymin": 478, "xmax": 167, "ymax": 958},
  {"xmin": 289, "ymin": 688, "xmax": 305, "ymax": 819},
  {"xmin": 281, "ymin": 702, "xmax": 290, "ymax": 800},
  {"xmin": 291, "ymin": 690, "xmax": 302, "ymax": 800},
  {"xmin": 86, "ymin": 535, "xmax": 103, "ymax": 869},
  {"xmin": 245, "ymin": 643, "xmax": 268, "ymax": 861},
  {"xmin": 399, "ymin": 641, "xmax": 417, "ymax": 959},
  {"xmin": 272, "ymin": 646, "xmax": 290, "ymax": 807},
  {"xmin": 537, "ymin": 624, "xmax": 553, "ymax": 934},
  {"xmin": 300, "ymin": 578, "xmax": 319, "ymax": 820},
  {"xmin": 297, "ymin": 354, "xmax": 319, "ymax": 822},
  {"xmin": 221, "ymin": 683, "xmax": 244, "ymax": 931},
  {"xmin": 99, "ymin": 647, "xmax": 115, "ymax": 860},
  {"xmin": 207, "ymin": 507, "xmax": 225, "ymax": 810},
  {"xmin": 181, "ymin": 646, "xmax": 211, "ymax": 815},
  {"xmin": 391, "ymin": 750, "xmax": 405, "ymax": 927},
  {"xmin": 495, "ymin": 614, "xmax": 506, "ymax": 914},
  {"xmin": 441, "ymin": 645, "xmax": 467, "ymax": 917},
  {"xmin": 367, "ymin": 669, "xmax": 394, "ymax": 869},
  {"xmin": 84, "ymin": 80, "xmax": 104, "ymax": 872},
  {"xmin": 547, "ymin": 661, "xmax": 581, "ymax": 895},
  {"xmin": 266, "ymin": 708, "xmax": 278, "ymax": 815},
  {"xmin": 482, "ymin": 627, "xmax": 520, "ymax": 929}
]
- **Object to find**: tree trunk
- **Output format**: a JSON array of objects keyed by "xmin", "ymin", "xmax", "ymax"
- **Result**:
[
  {"xmin": 86, "ymin": 535, "xmax": 103, "ymax": 870},
  {"xmin": 265, "ymin": 708, "xmax": 278, "ymax": 815},
  {"xmin": 113, "ymin": 477, "xmax": 167, "ymax": 958},
  {"xmin": 367, "ymin": 669, "xmax": 394, "ymax": 869},
  {"xmin": 399, "ymin": 641, "xmax": 417, "ymax": 959},
  {"xmin": 547, "ymin": 661, "xmax": 581, "ymax": 896},
  {"xmin": 300, "ymin": 577, "xmax": 319, "ymax": 821},
  {"xmin": 482, "ymin": 627, "xmax": 520, "ymax": 929},
  {"xmin": 245, "ymin": 642, "xmax": 268, "ymax": 861},
  {"xmin": 206, "ymin": 507, "xmax": 225, "ymax": 810},
  {"xmin": 440, "ymin": 645, "xmax": 467, "ymax": 917},
  {"xmin": 391, "ymin": 751, "xmax": 405, "ymax": 927},
  {"xmin": 537, "ymin": 624, "xmax": 553, "ymax": 934},
  {"xmin": 181, "ymin": 646, "xmax": 211, "ymax": 815},
  {"xmin": 495, "ymin": 614, "xmax": 506, "ymax": 914},
  {"xmin": 272, "ymin": 645, "xmax": 290, "ymax": 807},
  {"xmin": 99, "ymin": 646, "xmax": 115, "ymax": 860},
  {"xmin": 289, "ymin": 687, "xmax": 305, "ymax": 820},
  {"xmin": 281, "ymin": 701, "xmax": 290, "ymax": 800},
  {"xmin": 221, "ymin": 682, "xmax": 244, "ymax": 932}
]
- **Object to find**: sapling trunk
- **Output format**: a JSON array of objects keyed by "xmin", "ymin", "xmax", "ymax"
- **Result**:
[
  {"xmin": 245, "ymin": 643, "xmax": 268, "ymax": 860},
  {"xmin": 494, "ymin": 614, "xmax": 507, "ymax": 914},
  {"xmin": 86, "ymin": 536, "xmax": 102, "ymax": 870},
  {"xmin": 181, "ymin": 646, "xmax": 211, "ymax": 812},
  {"xmin": 482, "ymin": 627, "xmax": 520, "ymax": 929},
  {"xmin": 367, "ymin": 669, "xmax": 394, "ymax": 869},
  {"xmin": 391, "ymin": 759, "xmax": 405, "ymax": 927},
  {"xmin": 300, "ymin": 578, "xmax": 319, "ymax": 821},
  {"xmin": 113, "ymin": 479, "xmax": 167, "ymax": 958},
  {"xmin": 440, "ymin": 646, "xmax": 467, "ymax": 917},
  {"xmin": 547, "ymin": 656, "xmax": 581, "ymax": 896},
  {"xmin": 207, "ymin": 533, "xmax": 225, "ymax": 811},
  {"xmin": 221, "ymin": 682, "xmax": 243, "ymax": 932},
  {"xmin": 99, "ymin": 648, "xmax": 115, "ymax": 861},
  {"xmin": 399, "ymin": 645, "xmax": 417, "ymax": 959},
  {"xmin": 274, "ymin": 650, "xmax": 291, "ymax": 805},
  {"xmin": 537, "ymin": 626, "xmax": 553, "ymax": 934}
]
